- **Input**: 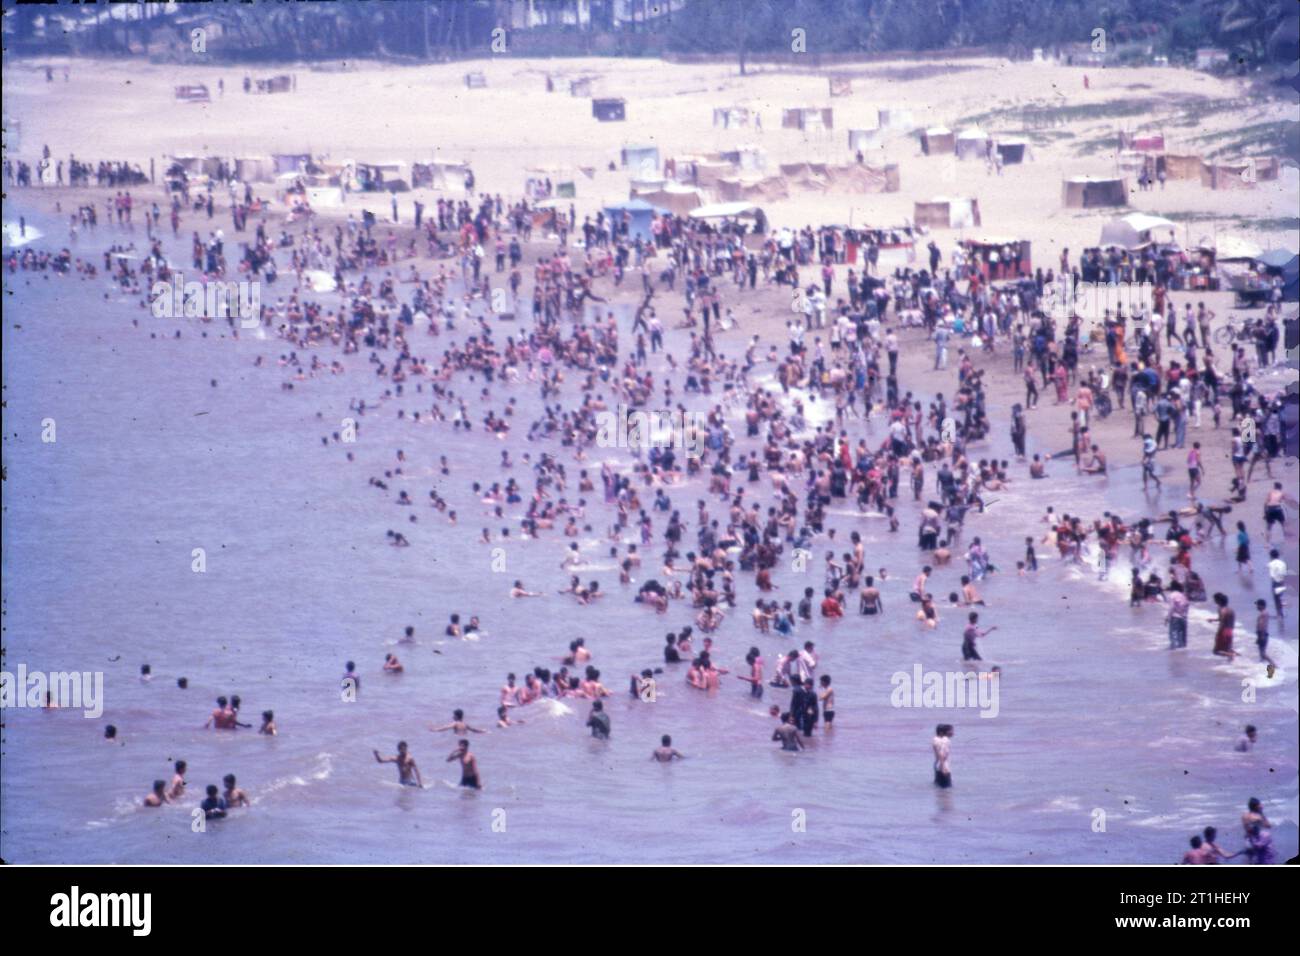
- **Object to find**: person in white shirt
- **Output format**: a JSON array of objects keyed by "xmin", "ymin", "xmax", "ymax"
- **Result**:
[
  {"xmin": 1267, "ymin": 549, "xmax": 1288, "ymax": 618},
  {"xmin": 932, "ymin": 724, "xmax": 954, "ymax": 788}
]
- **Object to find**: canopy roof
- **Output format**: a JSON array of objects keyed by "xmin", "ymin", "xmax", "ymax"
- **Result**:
[{"xmin": 689, "ymin": 202, "xmax": 762, "ymax": 219}]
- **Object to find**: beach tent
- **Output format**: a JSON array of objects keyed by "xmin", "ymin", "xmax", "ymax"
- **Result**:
[
  {"xmin": 1201, "ymin": 159, "xmax": 1261, "ymax": 189},
  {"xmin": 253, "ymin": 74, "xmax": 295, "ymax": 94},
  {"xmin": 1099, "ymin": 213, "xmax": 1176, "ymax": 250},
  {"xmin": 235, "ymin": 156, "xmax": 275, "ymax": 183},
  {"xmin": 848, "ymin": 128, "xmax": 885, "ymax": 152},
  {"xmin": 620, "ymin": 145, "xmax": 661, "ymax": 177},
  {"xmin": 995, "ymin": 138, "xmax": 1027, "ymax": 164},
  {"xmin": 1162, "ymin": 153, "xmax": 1203, "ymax": 180},
  {"xmin": 356, "ymin": 161, "xmax": 409, "ymax": 192},
  {"xmin": 1062, "ymin": 176, "xmax": 1128, "ymax": 208},
  {"xmin": 913, "ymin": 197, "xmax": 981, "ymax": 229},
  {"xmin": 1210, "ymin": 235, "xmax": 1264, "ymax": 261},
  {"xmin": 593, "ymin": 98, "xmax": 626, "ymax": 122},
  {"xmin": 1255, "ymin": 249, "xmax": 1300, "ymax": 301},
  {"xmin": 524, "ymin": 163, "xmax": 594, "ymax": 199},
  {"xmin": 172, "ymin": 155, "xmax": 226, "ymax": 178},
  {"xmin": 712, "ymin": 107, "xmax": 751, "ymax": 129},
  {"xmin": 602, "ymin": 199, "xmax": 664, "ymax": 242},
  {"xmin": 718, "ymin": 146, "xmax": 766, "ymax": 172},
  {"xmin": 414, "ymin": 159, "xmax": 472, "ymax": 191},
  {"xmin": 716, "ymin": 176, "xmax": 790, "ymax": 202},
  {"xmin": 305, "ymin": 186, "xmax": 345, "ymax": 209},
  {"xmin": 920, "ymin": 127, "xmax": 955, "ymax": 155},
  {"xmin": 273, "ymin": 153, "xmax": 313, "ymax": 175},
  {"xmin": 829, "ymin": 77, "xmax": 852, "ymax": 97},
  {"xmin": 955, "ymin": 128, "xmax": 991, "ymax": 161},
  {"xmin": 1119, "ymin": 131, "xmax": 1165, "ymax": 151},
  {"xmin": 689, "ymin": 202, "xmax": 763, "ymax": 222},
  {"xmin": 782, "ymin": 108, "xmax": 834, "ymax": 131},
  {"xmin": 632, "ymin": 183, "xmax": 704, "ymax": 215},
  {"xmin": 570, "ymin": 77, "xmax": 593, "ymax": 97},
  {"xmin": 464, "ymin": 72, "xmax": 487, "ymax": 89},
  {"xmin": 878, "ymin": 108, "xmax": 915, "ymax": 131},
  {"xmin": 691, "ymin": 160, "xmax": 737, "ymax": 188}
]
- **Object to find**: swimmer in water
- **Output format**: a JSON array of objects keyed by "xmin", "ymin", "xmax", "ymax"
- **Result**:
[
  {"xmin": 259, "ymin": 710, "xmax": 277, "ymax": 735},
  {"xmin": 448, "ymin": 739, "xmax": 481, "ymax": 789},
  {"xmin": 168, "ymin": 761, "xmax": 187, "ymax": 799},
  {"xmin": 374, "ymin": 741, "xmax": 423, "ymax": 788},
  {"xmin": 496, "ymin": 706, "xmax": 524, "ymax": 728},
  {"xmin": 430, "ymin": 709, "xmax": 487, "ymax": 734},
  {"xmin": 222, "ymin": 773, "xmax": 250, "ymax": 808},
  {"xmin": 652, "ymin": 734, "xmax": 685, "ymax": 761},
  {"xmin": 772, "ymin": 712, "xmax": 804, "ymax": 751},
  {"xmin": 200, "ymin": 784, "xmax": 228, "ymax": 820},
  {"xmin": 143, "ymin": 780, "xmax": 170, "ymax": 807},
  {"xmin": 510, "ymin": 580, "xmax": 543, "ymax": 597},
  {"xmin": 383, "ymin": 652, "xmax": 404, "ymax": 673}
]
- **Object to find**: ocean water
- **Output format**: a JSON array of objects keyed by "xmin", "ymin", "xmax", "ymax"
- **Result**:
[{"xmin": 2, "ymin": 203, "xmax": 1296, "ymax": 864}]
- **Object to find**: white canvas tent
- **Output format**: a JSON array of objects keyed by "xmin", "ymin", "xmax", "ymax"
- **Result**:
[
  {"xmin": 235, "ymin": 156, "xmax": 275, "ymax": 183},
  {"xmin": 689, "ymin": 201, "xmax": 763, "ymax": 221},
  {"xmin": 632, "ymin": 183, "xmax": 704, "ymax": 215},
  {"xmin": 955, "ymin": 128, "xmax": 991, "ymax": 161},
  {"xmin": 878, "ymin": 108, "xmax": 915, "ymax": 131},
  {"xmin": 1099, "ymin": 213, "xmax": 1176, "ymax": 250},
  {"xmin": 305, "ymin": 186, "xmax": 345, "ymax": 209},
  {"xmin": 914, "ymin": 197, "xmax": 981, "ymax": 229},
  {"xmin": 920, "ymin": 127, "xmax": 955, "ymax": 155},
  {"xmin": 1207, "ymin": 235, "xmax": 1264, "ymax": 261},
  {"xmin": 620, "ymin": 145, "xmax": 661, "ymax": 177},
  {"xmin": 712, "ymin": 106, "xmax": 751, "ymax": 129},
  {"xmin": 718, "ymin": 145, "xmax": 766, "ymax": 172},
  {"xmin": 848, "ymin": 128, "xmax": 885, "ymax": 152}
]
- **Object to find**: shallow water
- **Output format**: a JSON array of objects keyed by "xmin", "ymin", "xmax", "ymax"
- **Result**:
[{"xmin": 2, "ymin": 204, "xmax": 1296, "ymax": 864}]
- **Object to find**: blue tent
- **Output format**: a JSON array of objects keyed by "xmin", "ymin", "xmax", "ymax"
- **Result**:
[{"xmin": 603, "ymin": 199, "xmax": 665, "ymax": 243}]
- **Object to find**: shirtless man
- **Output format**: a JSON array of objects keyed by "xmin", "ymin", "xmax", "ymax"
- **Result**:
[
  {"xmin": 204, "ymin": 696, "xmax": 237, "ymax": 729},
  {"xmin": 374, "ymin": 741, "xmax": 423, "ymax": 788},
  {"xmin": 652, "ymin": 734, "xmax": 685, "ymax": 761},
  {"xmin": 222, "ymin": 773, "xmax": 250, "ymax": 808},
  {"xmin": 1263, "ymin": 483, "xmax": 1287, "ymax": 542},
  {"xmin": 448, "ymin": 739, "xmax": 481, "ymax": 789},
  {"xmin": 168, "ymin": 760, "xmax": 187, "ymax": 799},
  {"xmin": 510, "ymin": 580, "xmax": 543, "ymax": 597},
  {"xmin": 1081, "ymin": 444, "xmax": 1107, "ymax": 475},
  {"xmin": 143, "ymin": 779, "xmax": 170, "ymax": 807},
  {"xmin": 430, "ymin": 708, "xmax": 487, "ymax": 734},
  {"xmin": 859, "ymin": 576, "xmax": 883, "ymax": 616},
  {"xmin": 772, "ymin": 712, "xmax": 804, "ymax": 752}
]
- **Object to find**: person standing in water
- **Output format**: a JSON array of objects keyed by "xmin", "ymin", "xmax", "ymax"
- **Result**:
[
  {"xmin": 1211, "ymin": 593, "xmax": 1239, "ymax": 658},
  {"xmin": 374, "ymin": 741, "xmax": 423, "ymax": 787},
  {"xmin": 447, "ymin": 739, "xmax": 481, "ymax": 789},
  {"xmin": 933, "ymin": 724, "xmax": 954, "ymax": 788},
  {"xmin": 961, "ymin": 612, "xmax": 996, "ymax": 662}
]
